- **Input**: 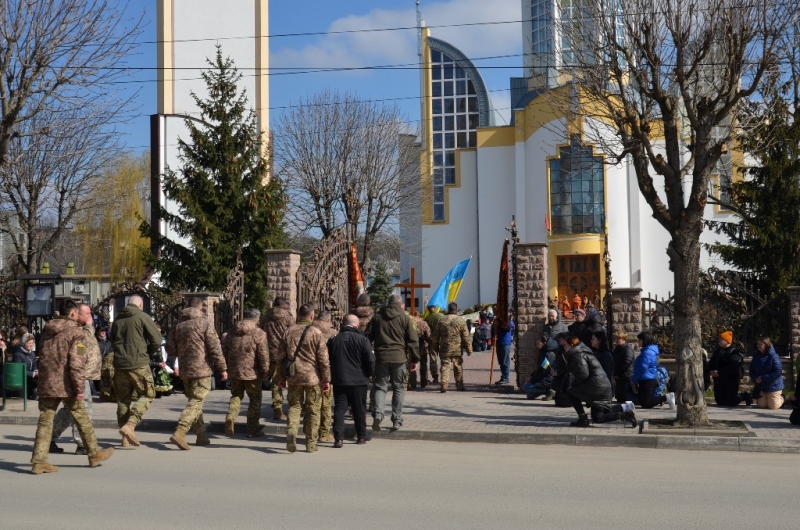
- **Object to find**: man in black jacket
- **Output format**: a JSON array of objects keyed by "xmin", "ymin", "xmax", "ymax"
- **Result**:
[{"xmin": 328, "ymin": 314, "xmax": 376, "ymax": 447}]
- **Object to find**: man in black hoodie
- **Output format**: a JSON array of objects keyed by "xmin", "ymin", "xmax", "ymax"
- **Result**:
[
  {"xmin": 369, "ymin": 295, "xmax": 419, "ymax": 431},
  {"xmin": 328, "ymin": 314, "xmax": 375, "ymax": 447}
]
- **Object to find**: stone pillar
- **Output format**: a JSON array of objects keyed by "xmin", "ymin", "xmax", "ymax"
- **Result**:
[
  {"xmin": 265, "ymin": 249, "xmax": 301, "ymax": 316},
  {"xmin": 609, "ymin": 288, "xmax": 643, "ymax": 352},
  {"xmin": 182, "ymin": 292, "xmax": 220, "ymax": 331},
  {"xmin": 788, "ymin": 287, "xmax": 800, "ymax": 387},
  {"xmin": 514, "ymin": 243, "xmax": 548, "ymax": 385}
]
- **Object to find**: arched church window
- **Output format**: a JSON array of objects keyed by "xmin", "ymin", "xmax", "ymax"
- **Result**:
[{"xmin": 549, "ymin": 135, "xmax": 605, "ymax": 234}]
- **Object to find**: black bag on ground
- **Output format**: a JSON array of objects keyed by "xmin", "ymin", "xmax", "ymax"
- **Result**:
[{"xmin": 281, "ymin": 325, "xmax": 311, "ymax": 378}]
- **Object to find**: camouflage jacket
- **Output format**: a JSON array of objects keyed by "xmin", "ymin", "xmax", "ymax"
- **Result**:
[
  {"xmin": 83, "ymin": 324, "xmax": 102, "ymax": 381},
  {"xmin": 276, "ymin": 320, "xmax": 331, "ymax": 387},
  {"xmin": 431, "ymin": 313, "xmax": 472, "ymax": 359},
  {"xmin": 222, "ymin": 318, "xmax": 269, "ymax": 381},
  {"xmin": 262, "ymin": 307, "xmax": 295, "ymax": 363},
  {"xmin": 312, "ymin": 319, "xmax": 338, "ymax": 341},
  {"xmin": 412, "ymin": 315, "xmax": 432, "ymax": 359},
  {"xmin": 352, "ymin": 305, "xmax": 375, "ymax": 335},
  {"xmin": 166, "ymin": 307, "xmax": 226, "ymax": 380},
  {"xmin": 37, "ymin": 317, "xmax": 86, "ymax": 398}
]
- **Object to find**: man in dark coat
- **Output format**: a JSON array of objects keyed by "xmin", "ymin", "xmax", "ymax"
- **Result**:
[
  {"xmin": 611, "ymin": 331, "xmax": 635, "ymax": 403},
  {"xmin": 543, "ymin": 308, "xmax": 569, "ymax": 339},
  {"xmin": 564, "ymin": 336, "xmax": 636, "ymax": 428},
  {"xmin": 709, "ymin": 331, "xmax": 749, "ymax": 406},
  {"xmin": 523, "ymin": 336, "xmax": 558, "ymax": 399},
  {"xmin": 328, "ymin": 314, "xmax": 375, "ymax": 447}
]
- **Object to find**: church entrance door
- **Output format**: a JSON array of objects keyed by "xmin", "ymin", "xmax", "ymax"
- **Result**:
[{"xmin": 557, "ymin": 254, "xmax": 601, "ymax": 306}]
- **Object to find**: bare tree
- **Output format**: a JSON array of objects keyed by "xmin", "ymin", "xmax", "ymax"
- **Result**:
[
  {"xmin": 546, "ymin": 0, "xmax": 797, "ymax": 425},
  {"xmin": 0, "ymin": 0, "xmax": 142, "ymax": 165},
  {"xmin": 275, "ymin": 90, "xmax": 420, "ymax": 271},
  {"xmin": 0, "ymin": 108, "xmax": 120, "ymax": 275}
]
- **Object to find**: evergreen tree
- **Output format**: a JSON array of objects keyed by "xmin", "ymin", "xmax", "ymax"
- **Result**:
[
  {"xmin": 707, "ymin": 80, "xmax": 800, "ymax": 295},
  {"xmin": 142, "ymin": 46, "xmax": 286, "ymax": 310},
  {"xmin": 367, "ymin": 260, "xmax": 394, "ymax": 308}
]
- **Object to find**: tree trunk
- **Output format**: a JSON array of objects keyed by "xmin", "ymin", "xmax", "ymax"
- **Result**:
[{"xmin": 671, "ymin": 232, "xmax": 710, "ymax": 426}]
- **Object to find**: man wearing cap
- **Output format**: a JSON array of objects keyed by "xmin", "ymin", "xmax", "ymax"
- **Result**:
[
  {"xmin": 543, "ymin": 308, "xmax": 569, "ymax": 340},
  {"xmin": 709, "ymin": 330, "xmax": 749, "ymax": 406}
]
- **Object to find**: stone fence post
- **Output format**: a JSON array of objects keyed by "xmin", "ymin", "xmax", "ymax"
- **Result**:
[
  {"xmin": 609, "ymin": 288, "xmax": 643, "ymax": 352},
  {"xmin": 788, "ymin": 287, "xmax": 800, "ymax": 386},
  {"xmin": 265, "ymin": 250, "xmax": 301, "ymax": 315},
  {"xmin": 182, "ymin": 292, "xmax": 220, "ymax": 330},
  {"xmin": 514, "ymin": 243, "xmax": 548, "ymax": 386}
]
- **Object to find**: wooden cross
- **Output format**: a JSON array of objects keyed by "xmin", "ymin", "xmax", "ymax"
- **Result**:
[{"xmin": 395, "ymin": 267, "xmax": 430, "ymax": 316}]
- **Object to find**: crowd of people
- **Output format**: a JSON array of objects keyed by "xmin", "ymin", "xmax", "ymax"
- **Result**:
[{"xmin": 10, "ymin": 293, "xmax": 800, "ymax": 473}]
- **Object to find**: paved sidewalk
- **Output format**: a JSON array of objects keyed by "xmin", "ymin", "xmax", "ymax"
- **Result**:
[{"xmin": 2, "ymin": 351, "xmax": 798, "ymax": 452}]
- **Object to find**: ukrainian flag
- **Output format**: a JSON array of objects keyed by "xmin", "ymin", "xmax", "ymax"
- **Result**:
[
  {"xmin": 541, "ymin": 356, "xmax": 551, "ymax": 369},
  {"xmin": 428, "ymin": 258, "xmax": 472, "ymax": 311}
]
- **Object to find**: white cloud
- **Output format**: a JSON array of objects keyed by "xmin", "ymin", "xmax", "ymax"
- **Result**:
[{"xmin": 271, "ymin": 0, "xmax": 522, "ymax": 71}]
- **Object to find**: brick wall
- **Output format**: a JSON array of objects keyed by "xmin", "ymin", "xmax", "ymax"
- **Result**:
[
  {"xmin": 265, "ymin": 250, "xmax": 301, "ymax": 315},
  {"xmin": 514, "ymin": 243, "xmax": 548, "ymax": 385},
  {"xmin": 609, "ymin": 288, "xmax": 643, "ymax": 352}
]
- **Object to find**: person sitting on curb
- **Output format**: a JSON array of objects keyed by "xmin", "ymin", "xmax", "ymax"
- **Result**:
[
  {"xmin": 523, "ymin": 336, "xmax": 558, "ymax": 400},
  {"xmin": 749, "ymin": 336, "xmax": 784, "ymax": 410},
  {"xmin": 563, "ymin": 336, "xmax": 636, "ymax": 428}
]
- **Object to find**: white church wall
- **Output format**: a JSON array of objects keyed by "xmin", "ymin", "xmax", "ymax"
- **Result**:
[
  {"xmin": 524, "ymin": 118, "xmax": 566, "ymax": 242},
  {"xmin": 476, "ymin": 144, "xmax": 516, "ymax": 304},
  {"xmin": 421, "ymin": 150, "xmax": 480, "ymax": 309}
]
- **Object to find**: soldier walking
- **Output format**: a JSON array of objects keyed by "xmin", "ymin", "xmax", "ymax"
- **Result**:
[
  {"xmin": 312, "ymin": 310, "xmax": 337, "ymax": 443},
  {"xmin": 432, "ymin": 302, "xmax": 472, "ymax": 392},
  {"xmin": 223, "ymin": 308, "xmax": 269, "ymax": 438},
  {"xmin": 262, "ymin": 297, "xmax": 294, "ymax": 420},
  {"xmin": 30, "ymin": 300, "xmax": 114, "ymax": 474},
  {"xmin": 111, "ymin": 294, "xmax": 163, "ymax": 447},
  {"xmin": 276, "ymin": 303, "xmax": 330, "ymax": 453},
  {"xmin": 51, "ymin": 303, "xmax": 102, "ymax": 455},
  {"xmin": 423, "ymin": 304, "xmax": 443, "ymax": 385},
  {"xmin": 410, "ymin": 315, "xmax": 432, "ymax": 389},
  {"xmin": 370, "ymin": 294, "xmax": 419, "ymax": 431},
  {"xmin": 167, "ymin": 297, "xmax": 227, "ymax": 450}
]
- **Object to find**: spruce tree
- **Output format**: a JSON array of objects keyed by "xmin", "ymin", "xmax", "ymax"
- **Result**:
[
  {"xmin": 142, "ymin": 46, "xmax": 286, "ymax": 310},
  {"xmin": 707, "ymin": 86, "xmax": 800, "ymax": 295},
  {"xmin": 367, "ymin": 260, "xmax": 395, "ymax": 308}
]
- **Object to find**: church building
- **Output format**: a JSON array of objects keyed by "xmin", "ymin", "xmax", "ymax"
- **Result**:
[{"xmin": 401, "ymin": 0, "xmax": 735, "ymax": 312}]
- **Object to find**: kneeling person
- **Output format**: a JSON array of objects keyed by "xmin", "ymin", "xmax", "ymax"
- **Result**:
[
  {"xmin": 223, "ymin": 308, "xmax": 270, "ymax": 437},
  {"xmin": 166, "ymin": 297, "xmax": 227, "ymax": 450}
]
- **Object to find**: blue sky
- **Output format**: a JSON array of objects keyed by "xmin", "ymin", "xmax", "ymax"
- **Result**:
[{"xmin": 119, "ymin": 0, "xmax": 523, "ymax": 153}]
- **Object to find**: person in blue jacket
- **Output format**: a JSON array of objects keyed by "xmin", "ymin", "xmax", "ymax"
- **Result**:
[
  {"xmin": 631, "ymin": 331, "xmax": 674, "ymax": 410},
  {"xmin": 749, "ymin": 336, "xmax": 784, "ymax": 410}
]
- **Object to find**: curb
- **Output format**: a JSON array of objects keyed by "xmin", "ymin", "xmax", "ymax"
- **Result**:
[{"xmin": 3, "ymin": 414, "xmax": 800, "ymax": 453}]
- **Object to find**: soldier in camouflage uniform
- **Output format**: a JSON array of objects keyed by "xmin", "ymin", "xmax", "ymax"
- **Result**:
[
  {"xmin": 51, "ymin": 303, "xmax": 102, "ymax": 454},
  {"xmin": 312, "ymin": 311, "xmax": 337, "ymax": 443},
  {"xmin": 276, "ymin": 303, "xmax": 331, "ymax": 453},
  {"xmin": 166, "ymin": 297, "xmax": 227, "ymax": 450},
  {"xmin": 409, "ymin": 315, "xmax": 431, "ymax": 389},
  {"xmin": 223, "ymin": 308, "xmax": 269, "ymax": 438},
  {"xmin": 424, "ymin": 305, "xmax": 444, "ymax": 385},
  {"xmin": 111, "ymin": 294, "xmax": 163, "ymax": 447},
  {"xmin": 432, "ymin": 302, "xmax": 472, "ymax": 392},
  {"xmin": 30, "ymin": 300, "xmax": 114, "ymax": 474},
  {"xmin": 262, "ymin": 297, "xmax": 295, "ymax": 420}
]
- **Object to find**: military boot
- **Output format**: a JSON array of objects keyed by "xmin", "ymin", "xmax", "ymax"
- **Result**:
[
  {"xmin": 273, "ymin": 408, "xmax": 287, "ymax": 421},
  {"xmin": 119, "ymin": 422, "xmax": 140, "ymax": 447},
  {"xmin": 286, "ymin": 434, "xmax": 297, "ymax": 453},
  {"xmin": 195, "ymin": 432, "xmax": 211, "ymax": 446},
  {"xmin": 88, "ymin": 447, "xmax": 115, "ymax": 467},
  {"xmin": 225, "ymin": 417, "xmax": 235, "ymax": 436},
  {"xmin": 247, "ymin": 425, "xmax": 266, "ymax": 439},
  {"xmin": 318, "ymin": 433, "xmax": 334, "ymax": 443},
  {"xmin": 31, "ymin": 463, "xmax": 60, "ymax": 474},
  {"xmin": 170, "ymin": 429, "xmax": 191, "ymax": 450},
  {"xmin": 120, "ymin": 437, "xmax": 131, "ymax": 448}
]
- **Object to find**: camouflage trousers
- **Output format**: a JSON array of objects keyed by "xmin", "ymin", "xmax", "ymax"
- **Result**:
[
  {"xmin": 52, "ymin": 380, "xmax": 93, "ymax": 447},
  {"xmin": 319, "ymin": 384, "xmax": 332, "ymax": 437},
  {"xmin": 114, "ymin": 366, "xmax": 155, "ymax": 427},
  {"xmin": 32, "ymin": 397, "xmax": 99, "ymax": 464},
  {"xmin": 176, "ymin": 377, "xmax": 210, "ymax": 435},
  {"xmin": 409, "ymin": 352, "xmax": 438, "ymax": 388},
  {"xmin": 440, "ymin": 356, "xmax": 464, "ymax": 390},
  {"xmin": 226, "ymin": 379, "xmax": 262, "ymax": 435},
  {"xmin": 286, "ymin": 385, "xmax": 321, "ymax": 450},
  {"xmin": 268, "ymin": 366, "xmax": 284, "ymax": 411}
]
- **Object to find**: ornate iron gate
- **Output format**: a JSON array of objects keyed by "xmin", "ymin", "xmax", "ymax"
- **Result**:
[
  {"xmin": 297, "ymin": 229, "xmax": 350, "ymax": 326},
  {"xmin": 216, "ymin": 252, "xmax": 245, "ymax": 336}
]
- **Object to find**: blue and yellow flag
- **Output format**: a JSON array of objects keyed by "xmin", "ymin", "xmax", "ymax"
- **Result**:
[
  {"xmin": 428, "ymin": 258, "xmax": 472, "ymax": 311},
  {"xmin": 540, "ymin": 356, "xmax": 551, "ymax": 370}
]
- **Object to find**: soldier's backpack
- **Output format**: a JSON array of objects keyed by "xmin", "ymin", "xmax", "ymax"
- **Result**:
[{"xmin": 281, "ymin": 325, "xmax": 312, "ymax": 378}]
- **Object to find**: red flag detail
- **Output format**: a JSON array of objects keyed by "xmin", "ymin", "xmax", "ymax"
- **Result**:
[
  {"xmin": 349, "ymin": 243, "xmax": 365, "ymax": 308},
  {"xmin": 496, "ymin": 240, "xmax": 510, "ymax": 329}
]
